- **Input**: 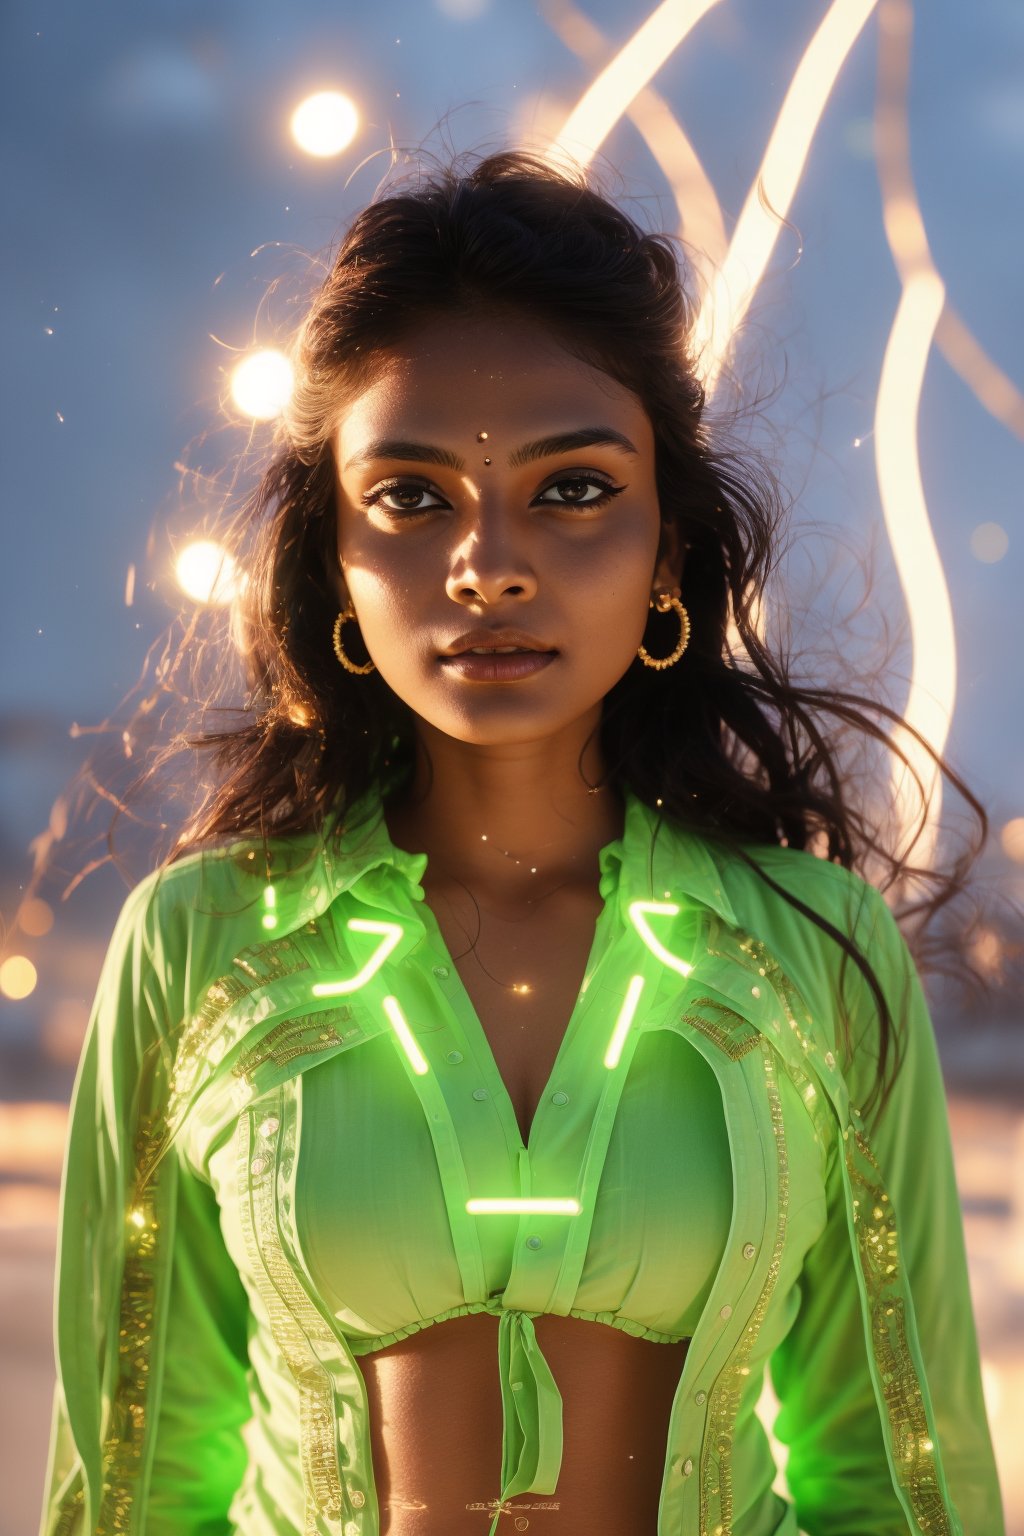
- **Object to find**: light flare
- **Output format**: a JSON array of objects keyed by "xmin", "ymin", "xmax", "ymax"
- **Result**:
[
  {"xmin": 175, "ymin": 540, "xmax": 241, "ymax": 607},
  {"xmin": 691, "ymin": 0, "xmax": 879, "ymax": 400},
  {"xmin": 627, "ymin": 901, "xmax": 693, "ymax": 977},
  {"xmin": 604, "ymin": 974, "xmax": 646, "ymax": 1070},
  {"xmin": 1000, "ymin": 819, "xmax": 1024, "ymax": 865},
  {"xmin": 466, "ymin": 1198, "xmax": 581, "ymax": 1215},
  {"xmin": 290, "ymin": 91, "xmax": 359, "ymax": 158},
  {"xmin": 544, "ymin": 0, "xmax": 722, "ymax": 176},
  {"xmin": 873, "ymin": 270, "xmax": 951, "ymax": 870},
  {"xmin": 382, "ymin": 995, "xmax": 429, "ymax": 1076},
  {"xmin": 876, "ymin": 0, "xmax": 1024, "ymax": 441},
  {"xmin": 540, "ymin": 0, "xmax": 726, "ymax": 284},
  {"xmin": 0, "ymin": 956, "xmax": 38, "ymax": 1001},
  {"xmin": 311, "ymin": 919, "xmax": 405, "ymax": 996},
  {"xmin": 230, "ymin": 348, "xmax": 294, "ymax": 421}
]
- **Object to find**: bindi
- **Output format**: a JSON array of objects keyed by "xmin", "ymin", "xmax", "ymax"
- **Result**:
[{"xmin": 476, "ymin": 429, "xmax": 491, "ymax": 465}]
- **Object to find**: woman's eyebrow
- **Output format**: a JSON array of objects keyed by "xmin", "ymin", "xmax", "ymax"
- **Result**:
[{"xmin": 342, "ymin": 426, "xmax": 639, "ymax": 473}]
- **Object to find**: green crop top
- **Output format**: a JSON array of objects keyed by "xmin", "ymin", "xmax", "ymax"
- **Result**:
[{"xmin": 39, "ymin": 787, "xmax": 1004, "ymax": 1535}]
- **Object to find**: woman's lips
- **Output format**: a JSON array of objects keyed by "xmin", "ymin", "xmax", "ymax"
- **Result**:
[{"xmin": 438, "ymin": 650, "xmax": 558, "ymax": 682}]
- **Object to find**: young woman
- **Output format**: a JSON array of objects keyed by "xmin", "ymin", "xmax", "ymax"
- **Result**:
[{"xmin": 40, "ymin": 150, "xmax": 1004, "ymax": 1536}]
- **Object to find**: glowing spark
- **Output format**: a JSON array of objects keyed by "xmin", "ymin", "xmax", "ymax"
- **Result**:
[
  {"xmin": 0, "ymin": 956, "xmax": 38, "ymax": 1001},
  {"xmin": 311, "ymin": 919, "xmax": 405, "ymax": 996},
  {"xmin": 540, "ymin": 0, "xmax": 726, "ymax": 284},
  {"xmin": 230, "ymin": 348, "xmax": 294, "ymax": 421},
  {"xmin": 692, "ymin": 0, "xmax": 879, "ymax": 400},
  {"xmin": 466, "ymin": 1198, "xmax": 580, "ymax": 1215},
  {"xmin": 545, "ymin": 0, "xmax": 722, "ymax": 175},
  {"xmin": 381, "ymin": 995, "xmax": 429, "ymax": 1075},
  {"xmin": 873, "ymin": 270, "xmax": 951, "ymax": 868},
  {"xmin": 175, "ymin": 540, "xmax": 241, "ymax": 607},
  {"xmin": 604, "ymin": 974, "xmax": 646, "ymax": 1070},
  {"xmin": 290, "ymin": 91, "xmax": 359, "ymax": 158}
]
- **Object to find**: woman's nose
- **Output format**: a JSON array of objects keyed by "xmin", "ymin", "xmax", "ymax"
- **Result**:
[{"xmin": 445, "ymin": 519, "xmax": 538, "ymax": 606}]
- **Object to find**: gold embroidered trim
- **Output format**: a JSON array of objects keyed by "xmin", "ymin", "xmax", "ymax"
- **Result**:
[
  {"xmin": 235, "ymin": 1102, "xmax": 344, "ymax": 1534},
  {"xmin": 232, "ymin": 1007, "xmax": 357, "ymax": 1079},
  {"xmin": 93, "ymin": 1118, "xmax": 163, "ymax": 1534},
  {"xmin": 683, "ymin": 997, "xmax": 762, "ymax": 1060},
  {"xmin": 700, "ymin": 1038, "xmax": 789, "ymax": 1536},
  {"xmin": 137, "ymin": 935, "xmax": 313, "ymax": 1188},
  {"xmin": 53, "ymin": 1485, "xmax": 84, "ymax": 1534},
  {"xmin": 706, "ymin": 918, "xmax": 954, "ymax": 1531},
  {"xmin": 847, "ymin": 1127, "xmax": 952, "ymax": 1532}
]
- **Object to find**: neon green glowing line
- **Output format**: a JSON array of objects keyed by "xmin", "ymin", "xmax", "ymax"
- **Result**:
[
  {"xmin": 311, "ymin": 918, "xmax": 404, "ymax": 996},
  {"xmin": 262, "ymin": 884, "xmax": 278, "ymax": 930},
  {"xmin": 381, "ymin": 994, "xmax": 429, "ymax": 1076},
  {"xmin": 604, "ymin": 973, "xmax": 646, "ymax": 1069},
  {"xmin": 466, "ymin": 1198, "xmax": 581, "ymax": 1215},
  {"xmin": 627, "ymin": 900, "xmax": 693, "ymax": 977}
]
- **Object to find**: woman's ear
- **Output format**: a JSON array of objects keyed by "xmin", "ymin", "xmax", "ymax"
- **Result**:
[{"xmin": 654, "ymin": 516, "xmax": 686, "ymax": 593}]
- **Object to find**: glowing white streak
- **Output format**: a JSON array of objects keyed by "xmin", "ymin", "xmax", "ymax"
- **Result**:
[
  {"xmin": 311, "ymin": 919, "xmax": 404, "ymax": 996},
  {"xmin": 540, "ymin": 0, "xmax": 726, "ymax": 283},
  {"xmin": 627, "ymin": 901, "xmax": 693, "ymax": 978},
  {"xmin": 466, "ymin": 1198, "xmax": 581, "ymax": 1215},
  {"xmin": 604, "ymin": 974, "xmax": 646, "ymax": 1070},
  {"xmin": 545, "ymin": 0, "xmax": 722, "ymax": 173},
  {"xmin": 381, "ymin": 995, "xmax": 429, "ymax": 1076},
  {"xmin": 876, "ymin": 0, "xmax": 1024, "ymax": 442},
  {"xmin": 873, "ymin": 271, "xmax": 951, "ymax": 868},
  {"xmin": 693, "ymin": 0, "xmax": 878, "ymax": 400}
]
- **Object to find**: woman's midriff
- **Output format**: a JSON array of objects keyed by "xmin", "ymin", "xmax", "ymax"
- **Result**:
[{"xmin": 357, "ymin": 1309, "xmax": 691, "ymax": 1535}]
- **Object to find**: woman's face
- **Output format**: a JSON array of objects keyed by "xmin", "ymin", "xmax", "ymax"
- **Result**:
[{"xmin": 332, "ymin": 311, "xmax": 682, "ymax": 750}]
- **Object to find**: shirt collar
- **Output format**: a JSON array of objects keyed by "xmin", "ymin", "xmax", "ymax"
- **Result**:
[{"xmin": 261, "ymin": 784, "xmax": 739, "ymax": 934}]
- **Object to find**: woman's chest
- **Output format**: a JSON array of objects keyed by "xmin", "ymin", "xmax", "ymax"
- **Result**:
[{"xmin": 421, "ymin": 882, "xmax": 605, "ymax": 1147}]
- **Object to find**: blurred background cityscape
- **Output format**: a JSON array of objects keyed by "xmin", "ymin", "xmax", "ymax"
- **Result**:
[{"xmin": 1, "ymin": 0, "xmax": 1021, "ymax": 1530}]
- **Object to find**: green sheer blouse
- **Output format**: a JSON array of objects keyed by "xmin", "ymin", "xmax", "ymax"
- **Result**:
[{"xmin": 39, "ymin": 787, "xmax": 1004, "ymax": 1534}]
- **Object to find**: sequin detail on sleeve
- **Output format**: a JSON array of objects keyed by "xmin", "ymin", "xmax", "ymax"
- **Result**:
[
  {"xmin": 53, "ymin": 1481, "xmax": 84, "ymax": 1532},
  {"xmin": 234, "ymin": 1098, "xmax": 345, "ymax": 1535},
  {"xmin": 232, "ymin": 1007, "xmax": 358, "ymax": 1079},
  {"xmin": 136, "ymin": 936, "xmax": 312, "ymax": 1190},
  {"xmin": 60, "ymin": 1113, "xmax": 164, "ymax": 1536},
  {"xmin": 699, "ymin": 1039, "xmax": 788, "ymax": 1536},
  {"xmin": 847, "ymin": 1127, "xmax": 953, "ymax": 1532},
  {"xmin": 683, "ymin": 998, "xmax": 762, "ymax": 1061}
]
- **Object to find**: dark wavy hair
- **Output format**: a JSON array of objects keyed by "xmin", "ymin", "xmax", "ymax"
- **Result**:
[{"xmin": 64, "ymin": 146, "xmax": 990, "ymax": 1127}]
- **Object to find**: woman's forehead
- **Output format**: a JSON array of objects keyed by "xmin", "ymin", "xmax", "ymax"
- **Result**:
[{"xmin": 334, "ymin": 326, "xmax": 651, "ymax": 466}]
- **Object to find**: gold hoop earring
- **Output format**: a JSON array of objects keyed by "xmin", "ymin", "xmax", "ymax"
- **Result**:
[
  {"xmin": 332, "ymin": 605, "xmax": 376, "ymax": 675},
  {"xmin": 637, "ymin": 592, "xmax": 690, "ymax": 670}
]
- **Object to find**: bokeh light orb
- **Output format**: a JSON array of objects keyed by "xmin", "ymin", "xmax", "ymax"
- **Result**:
[
  {"xmin": 17, "ymin": 897, "xmax": 54, "ymax": 937},
  {"xmin": 1000, "ymin": 818, "xmax": 1024, "ymax": 863},
  {"xmin": 230, "ymin": 349, "xmax": 294, "ymax": 420},
  {"xmin": 0, "ymin": 956, "xmax": 38, "ymax": 1000},
  {"xmin": 290, "ymin": 91, "xmax": 359, "ymax": 158},
  {"xmin": 175, "ymin": 540, "xmax": 241, "ymax": 607},
  {"xmin": 969, "ymin": 522, "xmax": 1009, "ymax": 563}
]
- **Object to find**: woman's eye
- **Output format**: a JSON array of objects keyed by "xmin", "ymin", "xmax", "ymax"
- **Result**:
[
  {"xmin": 359, "ymin": 472, "xmax": 626, "ymax": 517},
  {"xmin": 536, "ymin": 475, "xmax": 626, "ymax": 509},
  {"xmin": 360, "ymin": 479, "xmax": 445, "ymax": 515}
]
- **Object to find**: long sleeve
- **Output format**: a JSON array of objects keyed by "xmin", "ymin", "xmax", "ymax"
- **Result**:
[
  {"xmin": 767, "ymin": 883, "xmax": 1005, "ymax": 1535},
  {"xmin": 39, "ymin": 873, "xmax": 255, "ymax": 1536}
]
